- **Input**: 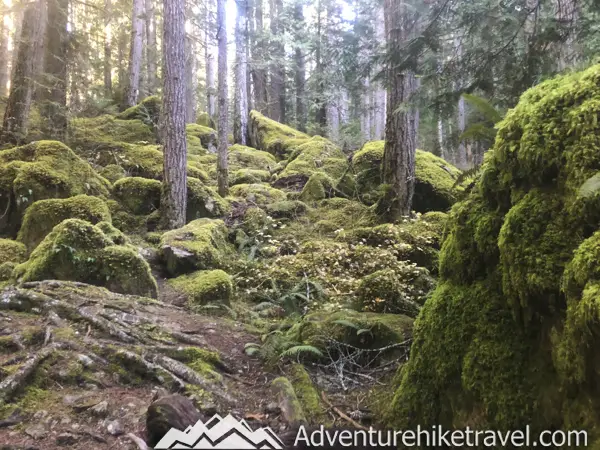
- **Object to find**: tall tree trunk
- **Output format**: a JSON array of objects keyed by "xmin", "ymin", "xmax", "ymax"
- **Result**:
[
  {"xmin": 11, "ymin": 7, "xmax": 25, "ymax": 80},
  {"xmin": 0, "ymin": 4, "xmax": 9, "ymax": 97},
  {"xmin": 251, "ymin": 0, "xmax": 268, "ymax": 114},
  {"xmin": 293, "ymin": 1, "xmax": 306, "ymax": 132},
  {"xmin": 314, "ymin": 0, "xmax": 327, "ymax": 133},
  {"xmin": 124, "ymin": 0, "xmax": 144, "ymax": 108},
  {"xmin": 103, "ymin": 0, "xmax": 113, "ymax": 96},
  {"xmin": 554, "ymin": 0, "xmax": 579, "ymax": 71},
  {"xmin": 234, "ymin": 0, "xmax": 249, "ymax": 145},
  {"xmin": 374, "ymin": 88, "xmax": 386, "ymax": 140},
  {"xmin": 1, "ymin": 0, "xmax": 47, "ymax": 145},
  {"xmin": 361, "ymin": 78, "xmax": 371, "ymax": 143},
  {"xmin": 185, "ymin": 35, "xmax": 197, "ymax": 123},
  {"xmin": 327, "ymin": 100, "xmax": 339, "ymax": 143},
  {"xmin": 380, "ymin": 0, "xmax": 420, "ymax": 220},
  {"xmin": 268, "ymin": 0, "xmax": 284, "ymax": 122},
  {"xmin": 216, "ymin": 0, "xmax": 229, "ymax": 196},
  {"xmin": 117, "ymin": 28, "xmax": 127, "ymax": 95},
  {"xmin": 246, "ymin": 0, "xmax": 253, "ymax": 111},
  {"xmin": 146, "ymin": 0, "xmax": 157, "ymax": 94},
  {"xmin": 41, "ymin": 0, "xmax": 69, "ymax": 141},
  {"xmin": 161, "ymin": 0, "xmax": 188, "ymax": 229},
  {"xmin": 205, "ymin": 0, "xmax": 217, "ymax": 124}
]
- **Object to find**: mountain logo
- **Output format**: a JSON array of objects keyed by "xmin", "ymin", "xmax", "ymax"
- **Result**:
[{"xmin": 153, "ymin": 413, "xmax": 285, "ymax": 449}]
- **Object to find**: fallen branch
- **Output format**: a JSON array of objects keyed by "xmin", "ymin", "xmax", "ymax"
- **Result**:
[
  {"xmin": 320, "ymin": 392, "xmax": 367, "ymax": 431},
  {"xmin": 126, "ymin": 433, "xmax": 151, "ymax": 450}
]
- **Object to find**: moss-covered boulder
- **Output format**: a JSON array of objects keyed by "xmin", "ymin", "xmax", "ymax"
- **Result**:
[
  {"xmin": 228, "ymin": 144, "xmax": 277, "ymax": 172},
  {"xmin": 117, "ymin": 95, "xmax": 161, "ymax": 127},
  {"xmin": 169, "ymin": 269, "xmax": 233, "ymax": 307},
  {"xmin": 229, "ymin": 183, "xmax": 287, "ymax": 206},
  {"xmin": 187, "ymin": 177, "xmax": 229, "ymax": 221},
  {"xmin": 99, "ymin": 164, "xmax": 126, "ymax": 184},
  {"xmin": 248, "ymin": 111, "xmax": 310, "ymax": 158},
  {"xmin": 18, "ymin": 195, "xmax": 111, "ymax": 253},
  {"xmin": 68, "ymin": 115, "xmax": 154, "ymax": 154},
  {"xmin": 186, "ymin": 124, "xmax": 217, "ymax": 151},
  {"xmin": 160, "ymin": 219, "xmax": 233, "ymax": 276},
  {"xmin": 0, "ymin": 141, "xmax": 111, "ymax": 236},
  {"xmin": 265, "ymin": 200, "xmax": 308, "ymax": 219},
  {"xmin": 0, "ymin": 239, "xmax": 26, "ymax": 264},
  {"xmin": 230, "ymin": 169, "xmax": 271, "ymax": 186},
  {"xmin": 113, "ymin": 177, "xmax": 161, "ymax": 215},
  {"xmin": 308, "ymin": 198, "xmax": 376, "ymax": 233},
  {"xmin": 14, "ymin": 219, "xmax": 157, "ymax": 297},
  {"xmin": 353, "ymin": 142, "xmax": 461, "ymax": 212},
  {"xmin": 386, "ymin": 65, "xmax": 600, "ymax": 442},
  {"xmin": 196, "ymin": 112, "xmax": 215, "ymax": 128}
]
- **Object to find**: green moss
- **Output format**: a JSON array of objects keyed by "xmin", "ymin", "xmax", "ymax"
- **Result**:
[
  {"xmin": 196, "ymin": 112, "xmax": 215, "ymax": 128},
  {"xmin": 15, "ymin": 219, "xmax": 157, "ymax": 298},
  {"xmin": 160, "ymin": 218, "xmax": 233, "ymax": 276},
  {"xmin": 0, "ymin": 262, "xmax": 15, "ymax": 281},
  {"xmin": 229, "ymin": 144, "xmax": 277, "ymax": 171},
  {"xmin": 230, "ymin": 169, "xmax": 271, "ymax": 186},
  {"xmin": 288, "ymin": 364, "xmax": 327, "ymax": 424},
  {"xmin": 229, "ymin": 183, "xmax": 287, "ymax": 206},
  {"xmin": 271, "ymin": 376, "xmax": 307, "ymax": 425},
  {"xmin": 117, "ymin": 95, "xmax": 161, "ymax": 127},
  {"xmin": 0, "ymin": 238, "xmax": 26, "ymax": 263},
  {"xmin": 68, "ymin": 115, "xmax": 155, "ymax": 153},
  {"xmin": 95, "ymin": 221, "xmax": 128, "ymax": 245},
  {"xmin": 107, "ymin": 199, "xmax": 151, "ymax": 233},
  {"xmin": 186, "ymin": 123, "xmax": 217, "ymax": 149},
  {"xmin": 299, "ymin": 173, "xmax": 333, "ymax": 202},
  {"xmin": 0, "ymin": 140, "xmax": 111, "ymax": 236},
  {"xmin": 18, "ymin": 195, "xmax": 111, "ymax": 253},
  {"xmin": 265, "ymin": 200, "xmax": 308, "ymax": 219},
  {"xmin": 113, "ymin": 177, "xmax": 162, "ymax": 215},
  {"xmin": 280, "ymin": 137, "xmax": 347, "ymax": 179},
  {"xmin": 100, "ymin": 164, "xmax": 126, "ymax": 183},
  {"xmin": 308, "ymin": 198, "xmax": 376, "ymax": 232},
  {"xmin": 169, "ymin": 269, "xmax": 233, "ymax": 306},
  {"xmin": 248, "ymin": 110, "xmax": 310, "ymax": 158},
  {"xmin": 187, "ymin": 177, "xmax": 230, "ymax": 220}
]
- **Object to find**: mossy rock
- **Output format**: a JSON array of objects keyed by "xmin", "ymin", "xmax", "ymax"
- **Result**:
[
  {"xmin": 96, "ymin": 221, "xmax": 128, "ymax": 245},
  {"xmin": 308, "ymin": 198, "xmax": 376, "ymax": 232},
  {"xmin": 279, "ymin": 137, "xmax": 347, "ymax": 179},
  {"xmin": 18, "ymin": 195, "xmax": 112, "ymax": 253},
  {"xmin": 228, "ymin": 144, "xmax": 277, "ymax": 172},
  {"xmin": 186, "ymin": 123, "xmax": 217, "ymax": 150},
  {"xmin": 113, "ymin": 177, "xmax": 161, "ymax": 215},
  {"xmin": 248, "ymin": 111, "xmax": 310, "ymax": 159},
  {"xmin": 230, "ymin": 169, "xmax": 271, "ymax": 186},
  {"xmin": 264, "ymin": 200, "xmax": 308, "ymax": 219},
  {"xmin": 353, "ymin": 142, "xmax": 462, "ymax": 212},
  {"xmin": 0, "ymin": 239, "xmax": 26, "ymax": 264},
  {"xmin": 160, "ymin": 219, "xmax": 233, "ymax": 276},
  {"xmin": 14, "ymin": 219, "xmax": 157, "ymax": 298},
  {"xmin": 196, "ymin": 112, "xmax": 215, "ymax": 128},
  {"xmin": 229, "ymin": 183, "xmax": 287, "ymax": 206},
  {"xmin": 386, "ymin": 65, "xmax": 600, "ymax": 440},
  {"xmin": 187, "ymin": 178, "xmax": 230, "ymax": 221},
  {"xmin": 287, "ymin": 364, "xmax": 327, "ymax": 424},
  {"xmin": 107, "ymin": 199, "xmax": 153, "ymax": 234},
  {"xmin": 169, "ymin": 269, "xmax": 233, "ymax": 307},
  {"xmin": 0, "ymin": 141, "xmax": 111, "ymax": 236},
  {"xmin": 117, "ymin": 95, "xmax": 161, "ymax": 127},
  {"xmin": 68, "ymin": 115, "xmax": 154, "ymax": 154},
  {"xmin": 100, "ymin": 164, "xmax": 126, "ymax": 184},
  {"xmin": 271, "ymin": 377, "xmax": 307, "ymax": 426}
]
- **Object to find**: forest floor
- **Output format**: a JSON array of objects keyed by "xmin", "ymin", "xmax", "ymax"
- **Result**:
[{"xmin": 0, "ymin": 263, "xmax": 381, "ymax": 449}]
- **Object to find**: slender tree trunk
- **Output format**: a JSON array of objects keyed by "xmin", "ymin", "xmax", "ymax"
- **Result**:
[
  {"xmin": 234, "ymin": 0, "xmax": 249, "ymax": 145},
  {"xmin": 1, "ymin": 0, "xmax": 47, "ymax": 145},
  {"xmin": 554, "ymin": 0, "xmax": 579, "ymax": 71},
  {"xmin": 11, "ymin": 7, "xmax": 24, "ymax": 81},
  {"xmin": 246, "ymin": 0, "xmax": 253, "ymax": 111},
  {"xmin": 327, "ymin": 100, "xmax": 339, "ymax": 142},
  {"xmin": 146, "ymin": 0, "xmax": 157, "ymax": 94},
  {"xmin": 41, "ymin": 0, "xmax": 69, "ymax": 141},
  {"xmin": 205, "ymin": 0, "xmax": 217, "ymax": 124},
  {"xmin": 103, "ymin": 0, "xmax": 113, "ymax": 96},
  {"xmin": 0, "ymin": 4, "xmax": 9, "ymax": 97},
  {"xmin": 268, "ymin": 0, "xmax": 284, "ymax": 122},
  {"xmin": 124, "ymin": 0, "xmax": 144, "ymax": 107},
  {"xmin": 216, "ymin": 0, "xmax": 229, "ymax": 196},
  {"xmin": 185, "ymin": 35, "xmax": 197, "ymax": 123},
  {"xmin": 117, "ymin": 28, "xmax": 127, "ymax": 94},
  {"xmin": 380, "ymin": 0, "xmax": 420, "ymax": 220},
  {"xmin": 361, "ymin": 78, "xmax": 371, "ymax": 143},
  {"xmin": 139, "ymin": 1, "xmax": 147, "ymax": 98},
  {"xmin": 314, "ymin": 0, "xmax": 327, "ymax": 133},
  {"xmin": 293, "ymin": 1, "xmax": 306, "ymax": 132},
  {"xmin": 252, "ymin": 0, "xmax": 268, "ymax": 114},
  {"xmin": 161, "ymin": 0, "xmax": 188, "ymax": 229}
]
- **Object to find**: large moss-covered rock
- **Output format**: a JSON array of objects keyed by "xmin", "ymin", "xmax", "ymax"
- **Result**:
[
  {"xmin": 228, "ymin": 144, "xmax": 277, "ymax": 171},
  {"xmin": 168, "ymin": 269, "xmax": 233, "ymax": 307},
  {"xmin": 160, "ymin": 219, "xmax": 233, "ymax": 276},
  {"xmin": 229, "ymin": 169, "xmax": 271, "ymax": 186},
  {"xmin": 187, "ymin": 177, "xmax": 229, "ymax": 220},
  {"xmin": 229, "ymin": 183, "xmax": 287, "ymax": 206},
  {"xmin": 18, "ymin": 195, "xmax": 111, "ymax": 253},
  {"xmin": 0, "ymin": 141, "xmax": 111, "ymax": 236},
  {"xmin": 14, "ymin": 219, "xmax": 157, "ymax": 297},
  {"xmin": 186, "ymin": 123, "xmax": 217, "ymax": 151},
  {"xmin": 353, "ymin": 142, "xmax": 461, "ymax": 212},
  {"xmin": 68, "ymin": 115, "xmax": 154, "ymax": 153},
  {"xmin": 248, "ymin": 111, "xmax": 310, "ymax": 158},
  {"xmin": 113, "ymin": 177, "xmax": 161, "ymax": 215},
  {"xmin": 0, "ymin": 239, "xmax": 26, "ymax": 264},
  {"xmin": 117, "ymin": 95, "xmax": 161, "ymax": 127},
  {"xmin": 386, "ymin": 65, "xmax": 600, "ymax": 442}
]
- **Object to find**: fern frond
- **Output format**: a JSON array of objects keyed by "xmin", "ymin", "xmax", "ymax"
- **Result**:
[
  {"xmin": 452, "ymin": 166, "xmax": 483, "ymax": 189},
  {"xmin": 280, "ymin": 345, "xmax": 324, "ymax": 359},
  {"xmin": 462, "ymin": 93, "xmax": 502, "ymax": 123},
  {"xmin": 332, "ymin": 319, "xmax": 360, "ymax": 330},
  {"xmin": 579, "ymin": 172, "xmax": 600, "ymax": 198}
]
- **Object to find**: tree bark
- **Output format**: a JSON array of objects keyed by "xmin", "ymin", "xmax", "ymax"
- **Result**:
[
  {"xmin": 41, "ymin": 0, "xmax": 69, "ymax": 141},
  {"xmin": 216, "ymin": 0, "xmax": 229, "ymax": 197},
  {"xmin": 205, "ymin": 0, "xmax": 217, "ymax": 124},
  {"xmin": 554, "ymin": 0, "xmax": 579, "ymax": 71},
  {"xmin": 0, "ymin": 3, "xmax": 9, "ymax": 97},
  {"xmin": 267, "ymin": 0, "xmax": 284, "ymax": 122},
  {"xmin": 361, "ymin": 78, "xmax": 371, "ymax": 143},
  {"xmin": 103, "ymin": 0, "xmax": 113, "ymax": 96},
  {"xmin": 234, "ymin": 0, "xmax": 249, "ymax": 145},
  {"xmin": 251, "ymin": 0, "xmax": 268, "ymax": 114},
  {"xmin": 185, "ymin": 35, "xmax": 197, "ymax": 124},
  {"xmin": 380, "ymin": 0, "xmax": 420, "ymax": 220},
  {"xmin": 314, "ymin": 0, "xmax": 327, "ymax": 133},
  {"xmin": 117, "ymin": 28, "xmax": 128, "ymax": 94},
  {"xmin": 1, "ymin": 0, "xmax": 47, "ymax": 145},
  {"xmin": 161, "ymin": 0, "xmax": 188, "ymax": 229},
  {"xmin": 293, "ymin": 1, "xmax": 306, "ymax": 132},
  {"xmin": 124, "ymin": 0, "xmax": 144, "ymax": 107},
  {"xmin": 146, "ymin": 0, "xmax": 157, "ymax": 94}
]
